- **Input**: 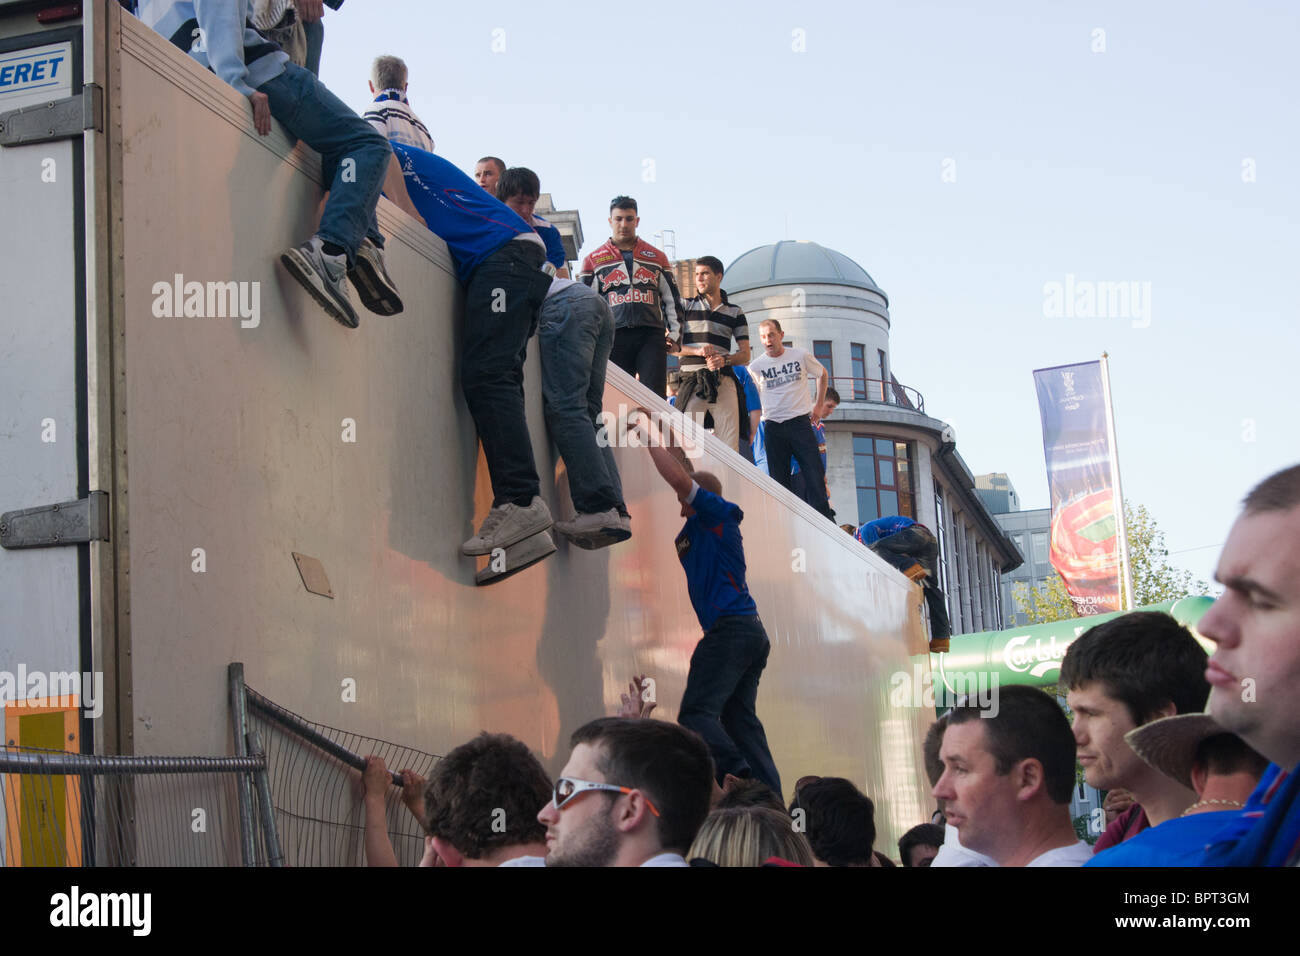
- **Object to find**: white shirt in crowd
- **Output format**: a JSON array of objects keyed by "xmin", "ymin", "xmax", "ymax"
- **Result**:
[
  {"xmin": 929, "ymin": 823, "xmax": 998, "ymax": 867},
  {"xmin": 1024, "ymin": 841, "xmax": 1094, "ymax": 867},
  {"xmin": 747, "ymin": 347, "xmax": 824, "ymax": 424}
]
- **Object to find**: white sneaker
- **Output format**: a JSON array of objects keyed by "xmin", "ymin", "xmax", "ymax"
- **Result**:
[
  {"xmin": 462, "ymin": 496, "xmax": 553, "ymax": 556},
  {"xmin": 554, "ymin": 508, "xmax": 632, "ymax": 550}
]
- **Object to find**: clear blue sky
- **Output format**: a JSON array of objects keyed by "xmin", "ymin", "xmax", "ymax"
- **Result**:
[{"xmin": 318, "ymin": 0, "xmax": 1298, "ymax": 590}]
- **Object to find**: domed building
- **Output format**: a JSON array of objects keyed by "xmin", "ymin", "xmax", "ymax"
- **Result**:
[{"xmin": 723, "ymin": 241, "xmax": 1022, "ymax": 634}]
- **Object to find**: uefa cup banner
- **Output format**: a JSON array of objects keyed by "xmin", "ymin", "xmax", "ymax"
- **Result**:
[{"xmin": 1033, "ymin": 361, "xmax": 1122, "ymax": 615}]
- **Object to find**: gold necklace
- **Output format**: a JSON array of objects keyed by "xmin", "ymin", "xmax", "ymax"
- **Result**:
[{"xmin": 1181, "ymin": 799, "xmax": 1244, "ymax": 817}]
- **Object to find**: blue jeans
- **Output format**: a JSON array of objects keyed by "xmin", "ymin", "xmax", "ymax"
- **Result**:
[
  {"xmin": 765, "ymin": 415, "xmax": 833, "ymax": 519},
  {"xmin": 258, "ymin": 63, "xmax": 390, "ymax": 262},
  {"xmin": 678, "ymin": 615, "xmax": 781, "ymax": 793},
  {"xmin": 462, "ymin": 239, "xmax": 553, "ymax": 507},
  {"xmin": 538, "ymin": 285, "xmax": 624, "ymax": 515}
]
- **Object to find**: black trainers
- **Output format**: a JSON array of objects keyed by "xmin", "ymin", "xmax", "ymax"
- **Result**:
[{"xmin": 348, "ymin": 238, "xmax": 404, "ymax": 315}]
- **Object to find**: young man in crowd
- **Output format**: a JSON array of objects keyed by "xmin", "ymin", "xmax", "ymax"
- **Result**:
[
  {"xmin": 675, "ymin": 256, "xmax": 750, "ymax": 452},
  {"xmin": 523, "ymin": 717, "xmax": 714, "ymax": 867},
  {"xmin": 640, "ymin": 412, "xmax": 782, "ymax": 793},
  {"xmin": 579, "ymin": 197, "xmax": 683, "ymax": 398},
  {"xmin": 1059, "ymin": 611, "xmax": 1209, "ymax": 851},
  {"xmin": 898, "ymin": 823, "xmax": 945, "ymax": 867},
  {"xmin": 135, "ymin": 0, "xmax": 403, "ymax": 330},
  {"xmin": 789, "ymin": 777, "xmax": 885, "ymax": 866},
  {"xmin": 362, "ymin": 54, "xmax": 434, "ymax": 152},
  {"xmin": 361, "ymin": 733, "xmax": 551, "ymax": 867},
  {"xmin": 496, "ymin": 168, "xmax": 630, "ymax": 548},
  {"xmin": 747, "ymin": 319, "xmax": 833, "ymax": 520},
  {"xmin": 473, "ymin": 156, "xmax": 505, "ymax": 195},
  {"xmin": 1086, "ymin": 714, "xmax": 1268, "ymax": 866},
  {"xmin": 496, "ymin": 167, "xmax": 569, "ymax": 277},
  {"xmin": 388, "ymin": 143, "xmax": 555, "ymax": 563},
  {"xmin": 932, "ymin": 684, "xmax": 1093, "ymax": 866},
  {"xmin": 1197, "ymin": 464, "xmax": 1300, "ymax": 866}
]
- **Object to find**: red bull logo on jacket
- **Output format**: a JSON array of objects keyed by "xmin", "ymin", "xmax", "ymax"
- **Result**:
[{"xmin": 600, "ymin": 267, "xmax": 630, "ymax": 291}]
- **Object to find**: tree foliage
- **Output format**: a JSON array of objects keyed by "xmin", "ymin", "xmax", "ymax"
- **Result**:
[{"xmin": 1012, "ymin": 501, "xmax": 1211, "ymax": 626}]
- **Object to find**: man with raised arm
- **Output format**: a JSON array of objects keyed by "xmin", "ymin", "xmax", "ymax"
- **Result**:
[{"xmin": 638, "ymin": 410, "xmax": 781, "ymax": 792}]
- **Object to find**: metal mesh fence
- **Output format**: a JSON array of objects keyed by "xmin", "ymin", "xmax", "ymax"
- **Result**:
[
  {"xmin": 0, "ymin": 747, "xmax": 272, "ymax": 866},
  {"xmin": 244, "ymin": 686, "xmax": 441, "ymax": 867}
]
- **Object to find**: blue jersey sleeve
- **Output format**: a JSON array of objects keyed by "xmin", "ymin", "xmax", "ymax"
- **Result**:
[
  {"xmin": 538, "ymin": 224, "xmax": 566, "ymax": 269},
  {"xmin": 689, "ymin": 485, "xmax": 743, "ymax": 525}
]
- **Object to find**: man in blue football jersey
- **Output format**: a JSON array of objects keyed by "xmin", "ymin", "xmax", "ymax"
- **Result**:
[{"xmin": 639, "ymin": 409, "xmax": 781, "ymax": 793}]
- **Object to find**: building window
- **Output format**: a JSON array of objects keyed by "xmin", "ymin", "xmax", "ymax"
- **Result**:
[
  {"xmin": 813, "ymin": 341, "xmax": 834, "ymax": 383},
  {"xmin": 1032, "ymin": 531, "xmax": 1049, "ymax": 569},
  {"xmin": 878, "ymin": 349, "xmax": 889, "ymax": 403},
  {"xmin": 933, "ymin": 482, "xmax": 951, "ymax": 614},
  {"xmin": 853, "ymin": 436, "xmax": 914, "ymax": 523},
  {"xmin": 851, "ymin": 343, "xmax": 867, "ymax": 400}
]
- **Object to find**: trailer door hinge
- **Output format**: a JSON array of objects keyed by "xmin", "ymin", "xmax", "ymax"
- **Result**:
[
  {"xmin": 1, "ymin": 491, "xmax": 110, "ymax": 549},
  {"xmin": 0, "ymin": 83, "xmax": 103, "ymax": 147}
]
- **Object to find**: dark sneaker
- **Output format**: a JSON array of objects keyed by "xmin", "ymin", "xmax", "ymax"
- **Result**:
[
  {"xmin": 280, "ymin": 237, "xmax": 359, "ymax": 328},
  {"xmin": 555, "ymin": 509, "xmax": 631, "ymax": 550},
  {"xmin": 348, "ymin": 238, "xmax": 404, "ymax": 315}
]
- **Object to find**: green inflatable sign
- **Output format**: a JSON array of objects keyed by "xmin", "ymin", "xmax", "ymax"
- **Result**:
[{"xmin": 933, "ymin": 596, "xmax": 1215, "ymax": 690}]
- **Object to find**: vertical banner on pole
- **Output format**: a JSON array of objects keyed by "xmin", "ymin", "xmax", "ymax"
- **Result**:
[{"xmin": 1033, "ymin": 361, "xmax": 1123, "ymax": 615}]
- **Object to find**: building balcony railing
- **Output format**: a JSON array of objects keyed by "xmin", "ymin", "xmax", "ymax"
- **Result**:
[{"xmin": 827, "ymin": 375, "xmax": 925, "ymax": 414}]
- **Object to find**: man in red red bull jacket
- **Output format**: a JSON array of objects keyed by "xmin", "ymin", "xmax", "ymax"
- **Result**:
[{"xmin": 578, "ymin": 196, "xmax": 683, "ymax": 398}]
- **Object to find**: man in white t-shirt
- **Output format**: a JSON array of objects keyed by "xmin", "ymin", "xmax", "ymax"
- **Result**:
[
  {"xmin": 932, "ymin": 685, "xmax": 1093, "ymax": 867},
  {"xmin": 746, "ymin": 319, "xmax": 833, "ymax": 519}
]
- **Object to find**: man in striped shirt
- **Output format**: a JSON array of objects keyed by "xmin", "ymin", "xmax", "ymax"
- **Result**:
[
  {"xmin": 676, "ymin": 257, "xmax": 750, "ymax": 452},
  {"xmin": 363, "ymin": 55, "xmax": 433, "ymax": 152}
]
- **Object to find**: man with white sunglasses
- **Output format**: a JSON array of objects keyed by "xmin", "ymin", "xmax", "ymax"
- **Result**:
[{"xmin": 507, "ymin": 717, "xmax": 714, "ymax": 867}]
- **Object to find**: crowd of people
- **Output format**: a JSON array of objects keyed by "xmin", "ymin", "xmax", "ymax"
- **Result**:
[
  {"xmin": 132, "ymin": 5, "xmax": 1298, "ymax": 867},
  {"xmin": 351, "ymin": 466, "xmax": 1299, "ymax": 868}
]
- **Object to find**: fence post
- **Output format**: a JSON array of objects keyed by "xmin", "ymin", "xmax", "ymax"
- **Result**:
[
  {"xmin": 246, "ymin": 731, "xmax": 284, "ymax": 867},
  {"xmin": 228, "ymin": 662, "xmax": 258, "ymax": 866}
]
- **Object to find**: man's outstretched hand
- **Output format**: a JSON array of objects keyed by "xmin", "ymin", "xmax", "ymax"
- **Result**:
[
  {"xmin": 248, "ymin": 91, "xmax": 271, "ymax": 136},
  {"xmin": 617, "ymin": 675, "xmax": 657, "ymax": 719}
]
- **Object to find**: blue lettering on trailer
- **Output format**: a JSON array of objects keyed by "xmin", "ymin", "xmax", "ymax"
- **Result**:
[{"xmin": 0, "ymin": 50, "xmax": 67, "ymax": 96}]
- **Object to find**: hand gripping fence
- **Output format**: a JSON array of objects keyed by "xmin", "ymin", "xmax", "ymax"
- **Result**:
[{"xmin": 229, "ymin": 663, "xmax": 441, "ymax": 867}]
